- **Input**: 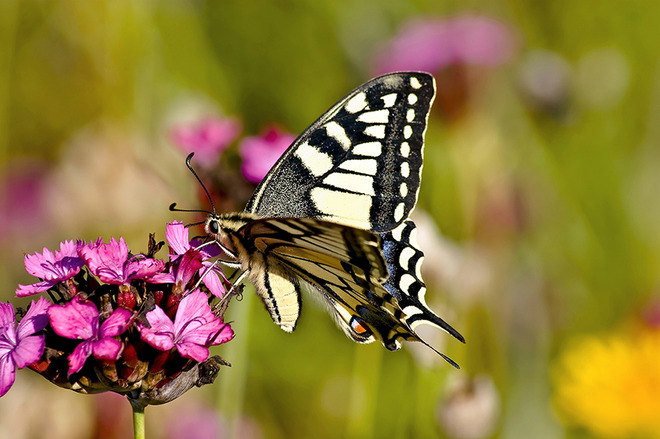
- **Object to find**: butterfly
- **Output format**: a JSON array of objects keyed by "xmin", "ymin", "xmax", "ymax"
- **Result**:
[{"xmin": 194, "ymin": 72, "xmax": 464, "ymax": 367}]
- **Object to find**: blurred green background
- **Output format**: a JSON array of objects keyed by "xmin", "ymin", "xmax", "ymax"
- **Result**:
[{"xmin": 1, "ymin": 1, "xmax": 659, "ymax": 438}]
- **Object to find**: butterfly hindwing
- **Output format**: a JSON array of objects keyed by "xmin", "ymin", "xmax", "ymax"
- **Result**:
[
  {"xmin": 239, "ymin": 218, "xmax": 415, "ymax": 342},
  {"xmin": 235, "ymin": 216, "xmax": 461, "ymax": 367},
  {"xmin": 380, "ymin": 220, "xmax": 464, "ymax": 343},
  {"xmin": 245, "ymin": 72, "xmax": 435, "ymax": 232}
]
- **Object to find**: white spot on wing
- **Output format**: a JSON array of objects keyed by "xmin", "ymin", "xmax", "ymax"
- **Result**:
[
  {"xmin": 415, "ymin": 255, "xmax": 424, "ymax": 279},
  {"xmin": 325, "ymin": 121, "xmax": 351, "ymax": 150},
  {"xmin": 400, "ymin": 182, "xmax": 408, "ymax": 197},
  {"xmin": 295, "ymin": 141, "xmax": 334, "ymax": 177},
  {"xmin": 394, "ymin": 202, "xmax": 405, "ymax": 222},
  {"xmin": 310, "ymin": 187, "xmax": 372, "ymax": 228},
  {"xmin": 339, "ymin": 158, "xmax": 378, "ymax": 175},
  {"xmin": 364, "ymin": 125, "xmax": 386, "ymax": 139},
  {"xmin": 357, "ymin": 109, "xmax": 389, "ymax": 124},
  {"xmin": 406, "ymin": 109, "xmax": 415, "ymax": 122},
  {"xmin": 402, "ymin": 305, "xmax": 423, "ymax": 316},
  {"xmin": 403, "ymin": 125, "xmax": 413, "ymax": 139},
  {"xmin": 400, "ymin": 162, "xmax": 410, "ymax": 177},
  {"xmin": 408, "ymin": 94, "xmax": 418, "ymax": 105},
  {"xmin": 345, "ymin": 92, "xmax": 368, "ymax": 113},
  {"xmin": 410, "ymin": 77, "xmax": 422, "ymax": 89},
  {"xmin": 392, "ymin": 224, "xmax": 404, "ymax": 241},
  {"xmin": 400, "ymin": 142, "xmax": 410, "ymax": 157},
  {"xmin": 381, "ymin": 93, "xmax": 397, "ymax": 108},
  {"xmin": 399, "ymin": 273, "xmax": 417, "ymax": 292},
  {"xmin": 399, "ymin": 247, "xmax": 416, "ymax": 269},
  {"xmin": 323, "ymin": 172, "xmax": 375, "ymax": 196},
  {"xmin": 352, "ymin": 141, "xmax": 382, "ymax": 157}
]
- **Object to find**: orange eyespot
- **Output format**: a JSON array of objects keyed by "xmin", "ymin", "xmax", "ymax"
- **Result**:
[{"xmin": 350, "ymin": 316, "xmax": 371, "ymax": 335}]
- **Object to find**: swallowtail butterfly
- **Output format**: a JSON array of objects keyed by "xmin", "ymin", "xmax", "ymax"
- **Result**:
[{"xmin": 200, "ymin": 72, "xmax": 464, "ymax": 366}]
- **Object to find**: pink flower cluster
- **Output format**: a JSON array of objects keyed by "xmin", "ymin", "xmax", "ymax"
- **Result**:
[{"xmin": 1, "ymin": 223, "xmax": 234, "ymax": 405}]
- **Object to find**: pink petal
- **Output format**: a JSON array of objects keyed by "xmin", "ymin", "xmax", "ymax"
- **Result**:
[
  {"xmin": 11, "ymin": 334, "xmax": 45, "ymax": 368},
  {"xmin": 16, "ymin": 297, "xmax": 50, "ymax": 339},
  {"xmin": 125, "ymin": 258, "xmax": 166, "ymax": 282},
  {"xmin": 176, "ymin": 321, "xmax": 233, "ymax": 360},
  {"xmin": 0, "ymin": 303, "xmax": 14, "ymax": 329},
  {"xmin": 80, "ymin": 237, "xmax": 129, "ymax": 283},
  {"xmin": 165, "ymin": 221, "xmax": 191, "ymax": 255},
  {"xmin": 48, "ymin": 297, "xmax": 98, "ymax": 340},
  {"xmin": 210, "ymin": 323, "xmax": 234, "ymax": 346},
  {"xmin": 0, "ymin": 354, "xmax": 16, "ymax": 397},
  {"xmin": 15, "ymin": 280, "xmax": 56, "ymax": 297},
  {"xmin": 175, "ymin": 251, "xmax": 204, "ymax": 289},
  {"xmin": 173, "ymin": 290, "xmax": 213, "ymax": 335},
  {"xmin": 175, "ymin": 342, "xmax": 210, "ymax": 362},
  {"xmin": 178, "ymin": 319, "xmax": 230, "ymax": 347},
  {"xmin": 92, "ymin": 338, "xmax": 123, "ymax": 360},
  {"xmin": 140, "ymin": 306, "xmax": 176, "ymax": 351},
  {"xmin": 68, "ymin": 341, "xmax": 93, "ymax": 375},
  {"xmin": 146, "ymin": 272, "xmax": 176, "ymax": 284},
  {"xmin": 201, "ymin": 269, "xmax": 227, "ymax": 298},
  {"xmin": 23, "ymin": 247, "xmax": 55, "ymax": 278},
  {"xmin": 99, "ymin": 308, "xmax": 134, "ymax": 337},
  {"xmin": 55, "ymin": 240, "xmax": 81, "ymax": 259}
]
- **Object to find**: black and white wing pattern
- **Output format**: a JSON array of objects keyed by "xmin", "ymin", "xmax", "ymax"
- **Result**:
[
  {"xmin": 205, "ymin": 72, "xmax": 464, "ymax": 366},
  {"xmin": 245, "ymin": 73, "xmax": 432, "ymax": 232}
]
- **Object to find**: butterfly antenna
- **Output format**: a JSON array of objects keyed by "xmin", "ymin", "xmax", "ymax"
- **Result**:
[
  {"xmin": 186, "ymin": 152, "xmax": 216, "ymax": 214},
  {"xmin": 168, "ymin": 203, "xmax": 212, "ymax": 216}
]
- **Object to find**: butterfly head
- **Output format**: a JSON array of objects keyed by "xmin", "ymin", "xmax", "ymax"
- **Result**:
[{"xmin": 204, "ymin": 212, "xmax": 257, "ymax": 260}]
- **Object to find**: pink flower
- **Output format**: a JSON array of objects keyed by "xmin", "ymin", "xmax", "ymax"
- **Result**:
[
  {"xmin": 79, "ymin": 237, "xmax": 169, "ymax": 285},
  {"xmin": 165, "ymin": 221, "xmax": 227, "ymax": 298},
  {"xmin": 139, "ymin": 290, "xmax": 234, "ymax": 362},
  {"xmin": 171, "ymin": 117, "xmax": 242, "ymax": 166},
  {"xmin": 16, "ymin": 240, "xmax": 85, "ymax": 297},
  {"xmin": 0, "ymin": 297, "xmax": 50, "ymax": 396},
  {"xmin": 372, "ymin": 14, "xmax": 515, "ymax": 75},
  {"xmin": 48, "ymin": 296, "xmax": 134, "ymax": 375},
  {"xmin": 239, "ymin": 126, "xmax": 296, "ymax": 183}
]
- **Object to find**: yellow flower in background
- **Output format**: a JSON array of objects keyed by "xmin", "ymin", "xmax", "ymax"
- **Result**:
[{"xmin": 553, "ymin": 327, "xmax": 660, "ymax": 438}]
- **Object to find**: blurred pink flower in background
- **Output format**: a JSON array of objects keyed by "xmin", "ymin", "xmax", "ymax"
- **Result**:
[
  {"xmin": 170, "ymin": 117, "xmax": 242, "ymax": 166},
  {"xmin": 373, "ymin": 14, "xmax": 515, "ymax": 75},
  {"xmin": 239, "ymin": 126, "xmax": 296, "ymax": 183},
  {"xmin": 0, "ymin": 160, "xmax": 49, "ymax": 244},
  {"xmin": 167, "ymin": 405, "xmax": 222, "ymax": 439}
]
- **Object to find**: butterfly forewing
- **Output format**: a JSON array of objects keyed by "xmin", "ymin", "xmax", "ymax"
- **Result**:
[{"xmin": 245, "ymin": 73, "xmax": 435, "ymax": 232}]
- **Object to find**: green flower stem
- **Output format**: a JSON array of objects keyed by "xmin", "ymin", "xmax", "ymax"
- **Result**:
[{"xmin": 132, "ymin": 403, "xmax": 146, "ymax": 439}]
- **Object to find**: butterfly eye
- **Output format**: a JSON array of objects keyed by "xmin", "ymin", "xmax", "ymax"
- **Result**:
[{"xmin": 208, "ymin": 219, "xmax": 220, "ymax": 235}]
